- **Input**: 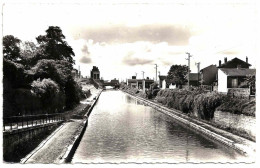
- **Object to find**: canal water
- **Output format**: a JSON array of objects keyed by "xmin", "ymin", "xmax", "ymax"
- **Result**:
[{"xmin": 72, "ymin": 90, "xmax": 250, "ymax": 163}]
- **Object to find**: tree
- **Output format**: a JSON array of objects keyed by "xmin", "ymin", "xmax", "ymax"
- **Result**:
[
  {"xmin": 20, "ymin": 41, "xmax": 44, "ymax": 67},
  {"xmin": 167, "ymin": 65, "xmax": 189, "ymax": 87},
  {"xmin": 36, "ymin": 26, "xmax": 75, "ymax": 67},
  {"xmin": 3, "ymin": 35, "xmax": 21, "ymax": 61},
  {"xmin": 31, "ymin": 59, "xmax": 72, "ymax": 88}
]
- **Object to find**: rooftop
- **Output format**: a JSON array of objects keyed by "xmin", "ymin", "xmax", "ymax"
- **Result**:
[{"xmin": 220, "ymin": 68, "xmax": 256, "ymax": 76}]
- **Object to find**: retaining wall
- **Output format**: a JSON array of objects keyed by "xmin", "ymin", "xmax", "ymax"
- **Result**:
[{"xmin": 4, "ymin": 122, "xmax": 62, "ymax": 162}]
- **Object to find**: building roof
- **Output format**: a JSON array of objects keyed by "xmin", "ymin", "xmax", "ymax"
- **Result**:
[
  {"xmin": 218, "ymin": 57, "xmax": 251, "ymax": 68},
  {"xmin": 159, "ymin": 75, "xmax": 167, "ymax": 80},
  {"xmin": 220, "ymin": 68, "xmax": 256, "ymax": 76},
  {"xmin": 200, "ymin": 64, "xmax": 217, "ymax": 72}
]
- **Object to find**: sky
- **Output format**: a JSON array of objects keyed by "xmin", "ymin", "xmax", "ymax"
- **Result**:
[{"xmin": 2, "ymin": 0, "xmax": 258, "ymax": 81}]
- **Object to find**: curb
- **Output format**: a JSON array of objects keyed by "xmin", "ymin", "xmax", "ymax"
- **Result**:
[
  {"xmin": 60, "ymin": 90, "xmax": 103, "ymax": 163},
  {"xmin": 123, "ymin": 90, "xmax": 255, "ymax": 157}
]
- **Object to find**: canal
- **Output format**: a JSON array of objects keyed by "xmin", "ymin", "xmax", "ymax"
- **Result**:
[{"xmin": 72, "ymin": 90, "xmax": 249, "ymax": 163}]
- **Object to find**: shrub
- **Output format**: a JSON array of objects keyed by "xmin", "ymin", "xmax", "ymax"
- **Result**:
[
  {"xmin": 217, "ymin": 97, "xmax": 255, "ymax": 117},
  {"xmin": 193, "ymin": 92, "xmax": 225, "ymax": 120}
]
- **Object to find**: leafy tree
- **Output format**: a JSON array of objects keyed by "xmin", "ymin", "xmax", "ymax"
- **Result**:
[
  {"xmin": 31, "ymin": 78, "xmax": 64, "ymax": 113},
  {"xmin": 3, "ymin": 35, "xmax": 21, "ymax": 61},
  {"xmin": 64, "ymin": 76, "xmax": 84, "ymax": 109},
  {"xmin": 167, "ymin": 65, "xmax": 189, "ymax": 87},
  {"xmin": 20, "ymin": 41, "xmax": 44, "ymax": 67},
  {"xmin": 36, "ymin": 26, "xmax": 75, "ymax": 67},
  {"xmin": 31, "ymin": 59, "xmax": 71, "ymax": 88}
]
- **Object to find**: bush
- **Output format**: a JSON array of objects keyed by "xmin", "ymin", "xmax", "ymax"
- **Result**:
[
  {"xmin": 156, "ymin": 89, "xmax": 226, "ymax": 120},
  {"xmin": 31, "ymin": 78, "xmax": 65, "ymax": 113},
  {"xmin": 193, "ymin": 92, "xmax": 225, "ymax": 120},
  {"xmin": 217, "ymin": 97, "xmax": 255, "ymax": 117}
]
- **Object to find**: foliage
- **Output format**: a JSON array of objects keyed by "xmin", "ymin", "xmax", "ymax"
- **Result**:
[
  {"xmin": 64, "ymin": 76, "xmax": 84, "ymax": 109},
  {"xmin": 3, "ymin": 26, "xmax": 84, "ymax": 116},
  {"xmin": 216, "ymin": 97, "xmax": 255, "ymax": 117},
  {"xmin": 19, "ymin": 41, "xmax": 44, "ymax": 67},
  {"xmin": 31, "ymin": 78, "xmax": 65, "ymax": 113},
  {"xmin": 31, "ymin": 59, "xmax": 71, "ymax": 88},
  {"xmin": 166, "ymin": 65, "xmax": 188, "ymax": 86},
  {"xmin": 36, "ymin": 26, "xmax": 75, "ymax": 66},
  {"xmin": 3, "ymin": 58, "xmax": 27, "ymax": 88},
  {"xmin": 3, "ymin": 35, "xmax": 21, "ymax": 61}
]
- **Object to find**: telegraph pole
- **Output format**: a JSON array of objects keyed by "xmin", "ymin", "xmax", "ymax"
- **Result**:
[
  {"xmin": 186, "ymin": 52, "xmax": 192, "ymax": 88},
  {"xmin": 154, "ymin": 64, "xmax": 158, "ymax": 83},
  {"xmin": 195, "ymin": 62, "xmax": 200, "ymax": 86},
  {"xmin": 141, "ymin": 71, "xmax": 145, "ymax": 79}
]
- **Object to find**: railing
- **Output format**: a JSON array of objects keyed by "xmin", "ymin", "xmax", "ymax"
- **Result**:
[{"xmin": 3, "ymin": 113, "xmax": 64, "ymax": 132}]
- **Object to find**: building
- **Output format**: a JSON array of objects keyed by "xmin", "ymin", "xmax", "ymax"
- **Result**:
[
  {"xmin": 90, "ymin": 66, "xmax": 100, "ymax": 80},
  {"xmin": 127, "ymin": 76, "xmax": 154, "ymax": 89},
  {"xmin": 218, "ymin": 68, "xmax": 256, "ymax": 93},
  {"xmin": 200, "ymin": 65, "xmax": 218, "ymax": 85},
  {"xmin": 111, "ymin": 78, "xmax": 119, "ymax": 85},
  {"xmin": 218, "ymin": 57, "xmax": 251, "ymax": 69},
  {"xmin": 159, "ymin": 75, "xmax": 166, "ymax": 88},
  {"xmin": 186, "ymin": 73, "xmax": 200, "ymax": 86}
]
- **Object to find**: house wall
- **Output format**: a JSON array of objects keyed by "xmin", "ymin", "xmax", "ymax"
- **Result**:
[
  {"xmin": 227, "ymin": 88, "xmax": 250, "ymax": 98},
  {"xmin": 218, "ymin": 69, "xmax": 228, "ymax": 93},
  {"xmin": 201, "ymin": 65, "xmax": 217, "ymax": 85},
  {"xmin": 162, "ymin": 80, "xmax": 166, "ymax": 89}
]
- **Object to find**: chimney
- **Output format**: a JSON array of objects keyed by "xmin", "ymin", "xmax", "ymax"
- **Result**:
[
  {"xmin": 219, "ymin": 60, "xmax": 221, "ymax": 66},
  {"xmin": 246, "ymin": 56, "xmax": 248, "ymax": 63},
  {"xmin": 132, "ymin": 76, "xmax": 136, "ymax": 79},
  {"xmin": 224, "ymin": 57, "xmax": 227, "ymax": 63}
]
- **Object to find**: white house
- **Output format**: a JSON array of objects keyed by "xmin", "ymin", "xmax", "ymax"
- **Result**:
[{"xmin": 218, "ymin": 68, "xmax": 256, "ymax": 93}]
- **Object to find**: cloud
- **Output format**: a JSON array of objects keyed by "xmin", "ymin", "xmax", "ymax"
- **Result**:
[
  {"xmin": 79, "ymin": 56, "xmax": 92, "ymax": 64},
  {"xmin": 72, "ymin": 24, "xmax": 191, "ymax": 46},
  {"xmin": 122, "ymin": 51, "xmax": 153, "ymax": 66},
  {"xmin": 79, "ymin": 44, "xmax": 92, "ymax": 64},
  {"xmin": 221, "ymin": 51, "xmax": 239, "ymax": 55},
  {"xmin": 81, "ymin": 44, "xmax": 90, "ymax": 54}
]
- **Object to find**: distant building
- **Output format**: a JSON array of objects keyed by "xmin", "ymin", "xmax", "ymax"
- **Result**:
[
  {"xmin": 159, "ymin": 75, "xmax": 166, "ymax": 88},
  {"xmin": 186, "ymin": 73, "xmax": 200, "ymax": 86},
  {"xmin": 111, "ymin": 78, "xmax": 119, "ymax": 85},
  {"xmin": 200, "ymin": 65, "xmax": 218, "ymax": 85},
  {"xmin": 127, "ymin": 76, "xmax": 154, "ymax": 89},
  {"xmin": 90, "ymin": 66, "xmax": 100, "ymax": 80}
]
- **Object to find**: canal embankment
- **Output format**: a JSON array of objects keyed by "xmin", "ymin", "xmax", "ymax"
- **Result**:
[
  {"xmin": 20, "ymin": 87, "xmax": 103, "ymax": 164},
  {"xmin": 121, "ymin": 89, "xmax": 255, "ymax": 157}
]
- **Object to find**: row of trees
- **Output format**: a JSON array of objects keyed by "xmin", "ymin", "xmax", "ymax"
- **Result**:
[{"xmin": 3, "ymin": 26, "xmax": 84, "ymax": 116}]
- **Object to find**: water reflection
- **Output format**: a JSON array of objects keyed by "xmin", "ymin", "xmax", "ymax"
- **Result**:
[{"xmin": 72, "ymin": 91, "xmax": 251, "ymax": 163}]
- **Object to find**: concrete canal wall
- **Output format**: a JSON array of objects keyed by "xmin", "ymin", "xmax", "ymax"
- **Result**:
[
  {"xmin": 4, "ymin": 122, "xmax": 62, "ymax": 162},
  {"xmin": 123, "ymin": 91, "xmax": 255, "ymax": 157}
]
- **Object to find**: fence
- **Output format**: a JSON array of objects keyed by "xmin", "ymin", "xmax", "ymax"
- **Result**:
[{"xmin": 3, "ymin": 113, "xmax": 65, "ymax": 132}]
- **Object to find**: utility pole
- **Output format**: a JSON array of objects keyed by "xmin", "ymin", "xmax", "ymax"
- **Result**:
[
  {"xmin": 154, "ymin": 64, "xmax": 158, "ymax": 83},
  {"xmin": 195, "ymin": 62, "xmax": 200, "ymax": 86},
  {"xmin": 186, "ymin": 52, "xmax": 192, "ymax": 89},
  {"xmin": 141, "ymin": 71, "xmax": 145, "ymax": 79}
]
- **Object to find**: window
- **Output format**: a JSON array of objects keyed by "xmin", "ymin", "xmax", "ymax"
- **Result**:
[{"xmin": 231, "ymin": 78, "xmax": 238, "ymax": 88}]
